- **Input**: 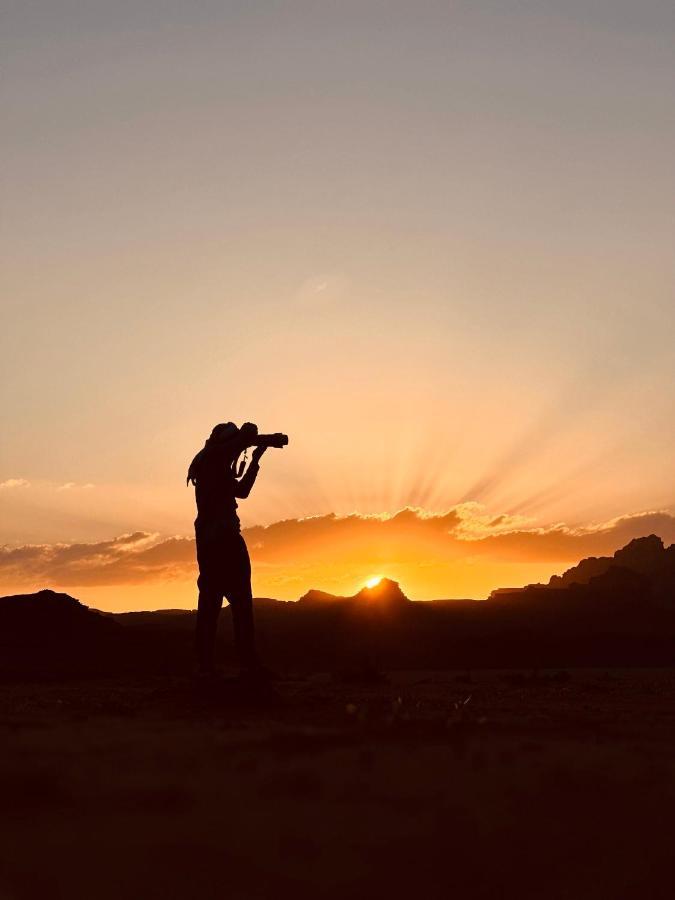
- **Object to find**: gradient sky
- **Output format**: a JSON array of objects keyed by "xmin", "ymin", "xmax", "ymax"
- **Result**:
[{"xmin": 2, "ymin": 2, "xmax": 674, "ymax": 607}]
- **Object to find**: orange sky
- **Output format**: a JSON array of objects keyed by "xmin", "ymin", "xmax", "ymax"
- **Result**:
[{"xmin": 1, "ymin": 505, "xmax": 674, "ymax": 611}]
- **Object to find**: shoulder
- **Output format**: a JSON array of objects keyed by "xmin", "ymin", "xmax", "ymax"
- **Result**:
[
  {"xmin": 196, "ymin": 449, "xmax": 225, "ymax": 478},
  {"xmin": 203, "ymin": 444, "xmax": 233, "ymax": 465}
]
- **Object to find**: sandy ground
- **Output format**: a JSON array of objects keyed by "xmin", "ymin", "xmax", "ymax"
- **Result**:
[{"xmin": 1, "ymin": 668, "xmax": 674, "ymax": 900}]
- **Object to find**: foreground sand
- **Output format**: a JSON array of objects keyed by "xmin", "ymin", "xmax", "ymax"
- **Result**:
[{"xmin": 1, "ymin": 669, "xmax": 674, "ymax": 899}]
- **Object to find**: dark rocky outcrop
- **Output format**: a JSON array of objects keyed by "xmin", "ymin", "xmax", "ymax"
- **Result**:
[
  {"xmin": 0, "ymin": 588, "xmax": 117, "ymax": 639},
  {"xmin": 3, "ymin": 535, "xmax": 675, "ymax": 678},
  {"xmin": 493, "ymin": 534, "xmax": 675, "ymax": 610},
  {"xmin": 299, "ymin": 578, "xmax": 408, "ymax": 609}
]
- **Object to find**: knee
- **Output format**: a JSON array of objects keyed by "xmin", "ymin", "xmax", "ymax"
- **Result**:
[
  {"xmin": 227, "ymin": 590, "xmax": 252, "ymax": 611},
  {"xmin": 198, "ymin": 586, "xmax": 222, "ymax": 611}
]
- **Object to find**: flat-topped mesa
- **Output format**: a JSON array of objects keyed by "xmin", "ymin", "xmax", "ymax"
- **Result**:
[
  {"xmin": 0, "ymin": 588, "xmax": 91, "ymax": 618},
  {"xmin": 614, "ymin": 535, "xmax": 668, "ymax": 574},
  {"xmin": 297, "ymin": 588, "xmax": 342, "ymax": 605},
  {"xmin": 488, "ymin": 534, "xmax": 675, "ymax": 606},
  {"xmin": 354, "ymin": 577, "xmax": 409, "ymax": 606},
  {"xmin": 0, "ymin": 588, "xmax": 118, "ymax": 638},
  {"xmin": 548, "ymin": 534, "xmax": 670, "ymax": 590}
]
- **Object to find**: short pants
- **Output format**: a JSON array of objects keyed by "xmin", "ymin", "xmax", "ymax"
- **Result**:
[{"xmin": 195, "ymin": 521, "xmax": 252, "ymax": 598}]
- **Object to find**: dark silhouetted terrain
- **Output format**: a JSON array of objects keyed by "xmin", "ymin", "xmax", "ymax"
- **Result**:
[
  {"xmin": 3, "ymin": 535, "xmax": 674, "ymax": 678},
  {"xmin": 299, "ymin": 577, "xmax": 409, "ymax": 607},
  {"xmin": 2, "ymin": 536, "xmax": 675, "ymax": 898},
  {"xmin": 1, "ymin": 669, "xmax": 675, "ymax": 900},
  {"xmin": 496, "ymin": 534, "xmax": 675, "ymax": 597}
]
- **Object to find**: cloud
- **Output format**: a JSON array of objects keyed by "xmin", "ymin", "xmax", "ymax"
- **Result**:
[
  {"xmin": 56, "ymin": 482, "xmax": 95, "ymax": 491},
  {"xmin": 0, "ymin": 478, "xmax": 30, "ymax": 490},
  {"xmin": 1, "ymin": 506, "xmax": 674, "ymax": 598},
  {"xmin": 0, "ymin": 532, "xmax": 194, "ymax": 588},
  {"xmin": 465, "ymin": 511, "xmax": 675, "ymax": 562}
]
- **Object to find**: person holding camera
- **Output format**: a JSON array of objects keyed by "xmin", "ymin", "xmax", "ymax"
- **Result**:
[{"xmin": 187, "ymin": 421, "xmax": 288, "ymax": 680}]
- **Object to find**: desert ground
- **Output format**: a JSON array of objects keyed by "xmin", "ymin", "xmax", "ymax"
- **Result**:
[{"xmin": 1, "ymin": 667, "xmax": 674, "ymax": 900}]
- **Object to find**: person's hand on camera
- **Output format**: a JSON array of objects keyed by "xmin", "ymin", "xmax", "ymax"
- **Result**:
[{"xmin": 240, "ymin": 422, "xmax": 258, "ymax": 440}]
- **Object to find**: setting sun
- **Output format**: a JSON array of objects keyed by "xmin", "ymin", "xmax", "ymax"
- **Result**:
[{"xmin": 364, "ymin": 576, "xmax": 383, "ymax": 589}]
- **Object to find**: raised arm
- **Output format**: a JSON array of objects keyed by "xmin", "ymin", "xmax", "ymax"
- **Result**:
[
  {"xmin": 233, "ymin": 444, "xmax": 267, "ymax": 498},
  {"xmin": 234, "ymin": 459, "xmax": 260, "ymax": 498}
]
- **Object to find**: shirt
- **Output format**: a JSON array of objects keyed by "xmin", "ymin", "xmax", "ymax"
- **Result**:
[{"xmin": 194, "ymin": 447, "xmax": 260, "ymax": 531}]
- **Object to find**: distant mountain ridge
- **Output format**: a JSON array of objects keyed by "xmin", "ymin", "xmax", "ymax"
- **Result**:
[
  {"xmin": 0, "ymin": 588, "xmax": 116, "ymax": 635},
  {"xmin": 2, "ymin": 534, "xmax": 675, "ymax": 674},
  {"xmin": 548, "ymin": 535, "xmax": 674, "ymax": 587},
  {"xmin": 0, "ymin": 588, "xmax": 120, "ymax": 679},
  {"xmin": 299, "ymin": 578, "xmax": 409, "ymax": 607},
  {"xmin": 490, "ymin": 535, "xmax": 675, "ymax": 605}
]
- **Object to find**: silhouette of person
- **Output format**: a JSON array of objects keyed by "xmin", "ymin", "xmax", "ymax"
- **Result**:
[{"xmin": 187, "ymin": 421, "xmax": 282, "ymax": 679}]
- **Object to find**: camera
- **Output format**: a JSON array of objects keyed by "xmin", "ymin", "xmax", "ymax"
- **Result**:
[{"xmin": 253, "ymin": 432, "xmax": 289, "ymax": 449}]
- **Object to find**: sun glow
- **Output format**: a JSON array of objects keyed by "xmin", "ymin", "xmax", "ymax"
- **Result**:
[{"xmin": 364, "ymin": 575, "xmax": 383, "ymax": 589}]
